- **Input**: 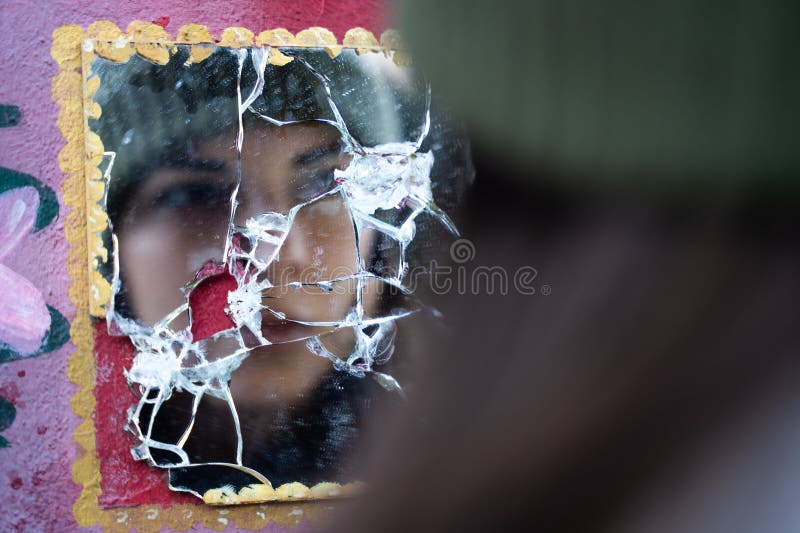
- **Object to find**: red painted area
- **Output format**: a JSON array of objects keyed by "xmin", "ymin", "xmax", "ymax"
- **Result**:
[
  {"xmin": 0, "ymin": 382, "xmax": 21, "ymax": 406},
  {"xmin": 31, "ymin": 470, "xmax": 47, "ymax": 486},
  {"xmin": 93, "ymin": 321, "xmax": 196, "ymax": 507},
  {"xmin": 94, "ymin": 268, "xmax": 239, "ymax": 505},
  {"xmin": 188, "ymin": 272, "xmax": 239, "ymax": 341}
]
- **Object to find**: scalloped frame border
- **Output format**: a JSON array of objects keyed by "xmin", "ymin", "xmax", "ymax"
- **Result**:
[{"xmin": 53, "ymin": 21, "xmax": 407, "ymax": 532}]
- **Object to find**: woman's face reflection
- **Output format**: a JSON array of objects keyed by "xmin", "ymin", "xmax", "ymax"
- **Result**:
[{"xmin": 116, "ymin": 121, "xmax": 379, "ymax": 404}]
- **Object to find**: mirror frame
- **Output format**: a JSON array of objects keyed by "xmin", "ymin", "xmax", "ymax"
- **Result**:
[{"xmin": 54, "ymin": 20, "xmax": 409, "ymax": 530}]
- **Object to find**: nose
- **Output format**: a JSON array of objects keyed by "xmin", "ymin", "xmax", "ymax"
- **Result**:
[
  {"xmin": 235, "ymin": 212, "xmax": 312, "ymax": 282},
  {"xmin": 233, "ymin": 171, "xmax": 316, "ymax": 286},
  {"xmin": 234, "ymin": 183, "xmax": 278, "ymax": 223},
  {"xmin": 271, "ymin": 219, "xmax": 313, "ymax": 283},
  {"xmin": 235, "ymin": 210, "xmax": 312, "ymax": 286}
]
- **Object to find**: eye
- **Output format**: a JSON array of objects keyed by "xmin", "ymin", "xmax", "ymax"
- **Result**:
[
  {"xmin": 291, "ymin": 167, "xmax": 335, "ymax": 204},
  {"xmin": 151, "ymin": 180, "xmax": 232, "ymax": 211},
  {"xmin": 288, "ymin": 139, "xmax": 347, "ymax": 205}
]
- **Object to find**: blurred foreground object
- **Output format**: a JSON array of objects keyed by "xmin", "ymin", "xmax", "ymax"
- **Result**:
[
  {"xmin": 328, "ymin": 1, "xmax": 800, "ymax": 532},
  {"xmin": 402, "ymin": 0, "xmax": 800, "ymax": 181}
]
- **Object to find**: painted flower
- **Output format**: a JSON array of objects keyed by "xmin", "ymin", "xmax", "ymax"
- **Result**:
[
  {"xmin": 0, "ymin": 108, "xmax": 69, "ymax": 448},
  {"xmin": 0, "ymin": 186, "xmax": 51, "ymax": 355}
]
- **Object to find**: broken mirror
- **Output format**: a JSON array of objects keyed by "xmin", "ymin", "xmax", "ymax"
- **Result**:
[{"xmin": 87, "ymin": 41, "xmax": 472, "ymax": 504}]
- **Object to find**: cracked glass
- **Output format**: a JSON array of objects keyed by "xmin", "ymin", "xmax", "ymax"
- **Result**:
[{"xmin": 88, "ymin": 42, "xmax": 472, "ymax": 503}]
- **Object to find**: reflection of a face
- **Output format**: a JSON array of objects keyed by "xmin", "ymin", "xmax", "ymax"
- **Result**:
[{"xmin": 116, "ymin": 121, "xmax": 379, "ymax": 405}]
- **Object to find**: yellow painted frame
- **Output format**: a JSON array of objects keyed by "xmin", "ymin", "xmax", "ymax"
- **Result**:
[{"xmin": 53, "ymin": 21, "xmax": 407, "ymax": 531}]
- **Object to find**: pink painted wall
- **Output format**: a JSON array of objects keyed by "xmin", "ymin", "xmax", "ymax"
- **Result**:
[{"xmin": 0, "ymin": 2, "xmax": 388, "ymax": 531}]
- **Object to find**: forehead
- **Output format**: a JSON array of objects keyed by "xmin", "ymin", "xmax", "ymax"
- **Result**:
[{"xmin": 166, "ymin": 121, "xmax": 344, "ymax": 163}]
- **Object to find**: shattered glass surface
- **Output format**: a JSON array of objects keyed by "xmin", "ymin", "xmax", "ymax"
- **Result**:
[{"xmin": 89, "ymin": 43, "xmax": 472, "ymax": 502}]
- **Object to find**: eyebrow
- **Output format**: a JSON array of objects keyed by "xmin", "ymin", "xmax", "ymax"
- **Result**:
[
  {"xmin": 165, "ymin": 155, "xmax": 228, "ymax": 172},
  {"xmin": 292, "ymin": 142, "xmax": 343, "ymax": 166}
]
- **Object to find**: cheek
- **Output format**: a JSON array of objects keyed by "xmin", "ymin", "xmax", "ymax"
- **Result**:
[
  {"xmin": 302, "ymin": 199, "xmax": 383, "ymax": 313},
  {"xmin": 119, "ymin": 227, "xmax": 187, "ymax": 324},
  {"xmin": 292, "ymin": 197, "xmax": 359, "ymax": 276},
  {"xmin": 118, "ymin": 217, "xmax": 228, "ymax": 324}
]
